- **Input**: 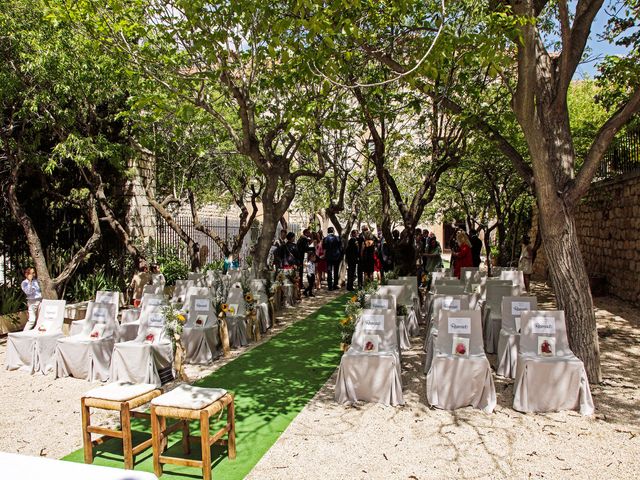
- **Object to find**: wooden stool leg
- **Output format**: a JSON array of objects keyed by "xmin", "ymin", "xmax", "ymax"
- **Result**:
[
  {"xmin": 181, "ymin": 420, "xmax": 190, "ymax": 455},
  {"xmin": 227, "ymin": 399, "xmax": 236, "ymax": 460},
  {"xmin": 120, "ymin": 402, "xmax": 133, "ymax": 469},
  {"xmin": 151, "ymin": 407, "xmax": 163, "ymax": 477},
  {"xmin": 81, "ymin": 398, "xmax": 93, "ymax": 465},
  {"xmin": 159, "ymin": 415, "xmax": 167, "ymax": 451},
  {"xmin": 200, "ymin": 411, "xmax": 212, "ymax": 480}
]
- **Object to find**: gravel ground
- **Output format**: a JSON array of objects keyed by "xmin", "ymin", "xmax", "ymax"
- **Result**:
[
  {"xmin": 0, "ymin": 288, "xmax": 341, "ymax": 460},
  {"xmin": 248, "ymin": 282, "xmax": 640, "ymax": 480}
]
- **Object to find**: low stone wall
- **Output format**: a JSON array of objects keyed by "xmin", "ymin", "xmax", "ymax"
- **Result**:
[{"xmin": 574, "ymin": 170, "xmax": 640, "ymax": 305}]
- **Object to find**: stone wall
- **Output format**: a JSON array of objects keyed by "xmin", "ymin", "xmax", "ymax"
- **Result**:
[
  {"xmin": 574, "ymin": 170, "xmax": 640, "ymax": 305},
  {"xmin": 123, "ymin": 152, "xmax": 156, "ymax": 243}
]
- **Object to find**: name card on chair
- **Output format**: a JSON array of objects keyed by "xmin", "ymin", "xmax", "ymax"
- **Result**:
[
  {"xmin": 149, "ymin": 313, "xmax": 165, "ymax": 328},
  {"xmin": 92, "ymin": 308, "xmax": 108, "ymax": 321},
  {"xmin": 511, "ymin": 301, "xmax": 531, "ymax": 315},
  {"xmin": 448, "ymin": 317, "xmax": 471, "ymax": 334},
  {"xmin": 148, "ymin": 298, "xmax": 163, "ymax": 306},
  {"xmin": 363, "ymin": 334, "xmax": 380, "ymax": 352},
  {"xmin": 370, "ymin": 298, "xmax": 389, "ymax": 309},
  {"xmin": 532, "ymin": 316, "xmax": 556, "ymax": 334},
  {"xmin": 362, "ymin": 314, "xmax": 385, "ymax": 331},
  {"xmin": 194, "ymin": 299, "xmax": 210, "ymax": 312},
  {"xmin": 43, "ymin": 306, "xmax": 58, "ymax": 320},
  {"xmin": 442, "ymin": 298, "xmax": 461, "ymax": 311}
]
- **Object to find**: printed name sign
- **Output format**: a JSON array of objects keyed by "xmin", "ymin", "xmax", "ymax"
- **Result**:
[
  {"xmin": 92, "ymin": 308, "xmax": 108, "ymax": 321},
  {"xmin": 362, "ymin": 314, "xmax": 385, "ymax": 331},
  {"xmin": 370, "ymin": 298, "xmax": 389, "ymax": 309},
  {"xmin": 148, "ymin": 298, "xmax": 163, "ymax": 306},
  {"xmin": 149, "ymin": 313, "xmax": 165, "ymax": 327},
  {"xmin": 448, "ymin": 317, "xmax": 471, "ymax": 334},
  {"xmin": 43, "ymin": 306, "xmax": 58, "ymax": 320},
  {"xmin": 194, "ymin": 298, "xmax": 210, "ymax": 312},
  {"xmin": 442, "ymin": 298, "xmax": 461, "ymax": 311},
  {"xmin": 532, "ymin": 316, "xmax": 556, "ymax": 334},
  {"xmin": 511, "ymin": 301, "xmax": 531, "ymax": 316}
]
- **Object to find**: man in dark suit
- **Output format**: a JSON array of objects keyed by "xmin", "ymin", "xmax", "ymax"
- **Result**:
[
  {"xmin": 345, "ymin": 229, "xmax": 359, "ymax": 291},
  {"xmin": 469, "ymin": 229, "xmax": 483, "ymax": 268},
  {"xmin": 323, "ymin": 227, "xmax": 343, "ymax": 291}
]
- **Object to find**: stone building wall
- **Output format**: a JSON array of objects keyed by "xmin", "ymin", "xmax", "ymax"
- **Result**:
[
  {"xmin": 531, "ymin": 170, "xmax": 640, "ymax": 305},
  {"xmin": 123, "ymin": 152, "xmax": 156, "ymax": 243}
]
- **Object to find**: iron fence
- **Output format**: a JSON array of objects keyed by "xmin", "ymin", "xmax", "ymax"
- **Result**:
[{"xmin": 595, "ymin": 128, "xmax": 640, "ymax": 180}]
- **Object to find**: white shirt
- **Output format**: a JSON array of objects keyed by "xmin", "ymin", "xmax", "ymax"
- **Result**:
[
  {"xmin": 21, "ymin": 278, "xmax": 42, "ymax": 301},
  {"xmin": 306, "ymin": 260, "xmax": 316, "ymax": 275}
]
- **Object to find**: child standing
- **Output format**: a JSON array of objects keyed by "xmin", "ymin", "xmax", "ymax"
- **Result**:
[
  {"xmin": 304, "ymin": 252, "xmax": 317, "ymax": 297},
  {"xmin": 21, "ymin": 267, "xmax": 42, "ymax": 331}
]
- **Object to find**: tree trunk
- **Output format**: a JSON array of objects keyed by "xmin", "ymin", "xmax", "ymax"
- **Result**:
[{"xmin": 255, "ymin": 206, "xmax": 279, "ymax": 279}]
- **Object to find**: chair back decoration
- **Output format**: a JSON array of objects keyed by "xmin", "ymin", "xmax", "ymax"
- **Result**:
[
  {"xmin": 366, "ymin": 294, "xmax": 396, "ymax": 313},
  {"xmin": 82, "ymin": 301, "xmax": 118, "ymax": 339},
  {"xmin": 187, "ymin": 296, "xmax": 216, "ymax": 328},
  {"xmin": 172, "ymin": 280, "xmax": 194, "ymax": 303},
  {"xmin": 501, "ymin": 296, "xmax": 538, "ymax": 333},
  {"xmin": 226, "ymin": 286, "xmax": 246, "ymax": 316},
  {"xmin": 432, "ymin": 294, "xmax": 470, "ymax": 325},
  {"xmin": 520, "ymin": 310, "xmax": 572, "ymax": 357},
  {"xmin": 436, "ymin": 310, "xmax": 483, "ymax": 357},
  {"xmin": 35, "ymin": 299, "xmax": 66, "ymax": 334},
  {"xmin": 136, "ymin": 305, "xmax": 167, "ymax": 344},
  {"xmin": 351, "ymin": 308, "xmax": 397, "ymax": 353}
]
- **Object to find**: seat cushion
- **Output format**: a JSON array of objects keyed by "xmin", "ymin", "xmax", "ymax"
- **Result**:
[
  {"xmin": 83, "ymin": 381, "xmax": 158, "ymax": 402},
  {"xmin": 151, "ymin": 384, "xmax": 227, "ymax": 410}
]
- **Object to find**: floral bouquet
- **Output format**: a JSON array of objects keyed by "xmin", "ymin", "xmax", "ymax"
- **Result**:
[
  {"xmin": 340, "ymin": 294, "xmax": 363, "ymax": 346},
  {"xmin": 162, "ymin": 305, "xmax": 188, "ymax": 381}
]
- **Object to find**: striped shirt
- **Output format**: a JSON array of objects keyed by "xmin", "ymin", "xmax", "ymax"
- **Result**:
[{"xmin": 21, "ymin": 279, "xmax": 42, "ymax": 301}]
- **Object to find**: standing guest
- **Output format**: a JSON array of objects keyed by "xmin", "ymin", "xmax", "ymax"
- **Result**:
[
  {"xmin": 283, "ymin": 232, "xmax": 299, "ymax": 269},
  {"xmin": 21, "ymin": 267, "xmax": 42, "ymax": 331},
  {"xmin": 304, "ymin": 252, "xmax": 317, "ymax": 297},
  {"xmin": 518, "ymin": 235, "xmax": 534, "ymax": 293},
  {"xmin": 274, "ymin": 229, "xmax": 288, "ymax": 269},
  {"xmin": 423, "ymin": 232, "xmax": 444, "ymax": 274},
  {"xmin": 357, "ymin": 225, "xmax": 368, "ymax": 288},
  {"xmin": 323, "ymin": 227, "xmax": 343, "ymax": 291},
  {"xmin": 452, "ymin": 230, "xmax": 473, "ymax": 279},
  {"xmin": 469, "ymin": 229, "xmax": 483, "ymax": 268},
  {"xmin": 296, "ymin": 229, "xmax": 314, "ymax": 289},
  {"xmin": 129, "ymin": 262, "xmax": 151, "ymax": 307},
  {"xmin": 345, "ymin": 229, "xmax": 359, "ymax": 291},
  {"xmin": 378, "ymin": 232, "xmax": 392, "ymax": 281},
  {"xmin": 315, "ymin": 232, "xmax": 327, "ymax": 289},
  {"xmin": 150, "ymin": 264, "xmax": 166, "ymax": 285},
  {"xmin": 360, "ymin": 229, "xmax": 376, "ymax": 283},
  {"xmin": 449, "ymin": 231, "xmax": 459, "ymax": 273}
]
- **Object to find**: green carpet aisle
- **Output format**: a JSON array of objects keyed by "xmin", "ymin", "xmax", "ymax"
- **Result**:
[{"xmin": 63, "ymin": 293, "xmax": 348, "ymax": 479}]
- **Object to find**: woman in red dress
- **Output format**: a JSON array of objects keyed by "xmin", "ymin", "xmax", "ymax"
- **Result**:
[
  {"xmin": 452, "ymin": 230, "xmax": 473, "ymax": 279},
  {"xmin": 315, "ymin": 232, "xmax": 327, "ymax": 289}
]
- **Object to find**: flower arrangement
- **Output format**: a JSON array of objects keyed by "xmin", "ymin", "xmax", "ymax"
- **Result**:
[
  {"xmin": 244, "ymin": 292, "xmax": 256, "ymax": 313},
  {"xmin": 420, "ymin": 273, "xmax": 429, "ymax": 288},
  {"xmin": 162, "ymin": 305, "xmax": 188, "ymax": 381}
]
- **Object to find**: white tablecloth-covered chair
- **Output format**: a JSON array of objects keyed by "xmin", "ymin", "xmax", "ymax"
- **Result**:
[
  {"xmin": 496, "ymin": 296, "xmax": 538, "ymax": 378},
  {"xmin": 335, "ymin": 308, "xmax": 403, "ymax": 406},
  {"xmin": 426, "ymin": 310, "xmax": 496, "ymax": 413},
  {"xmin": 423, "ymin": 294, "xmax": 470, "ymax": 374},
  {"xmin": 182, "ymin": 295, "xmax": 220, "ymax": 364},
  {"xmin": 182, "ymin": 286, "xmax": 211, "ymax": 313},
  {"xmin": 118, "ymin": 293, "xmax": 166, "ymax": 343},
  {"xmin": 6, "ymin": 299, "xmax": 66, "ymax": 374},
  {"xmin": 482, "ymin": 284, "xmax": 519, "ymax": 354},
  {"xmin": 171, "ymin": 280, "xmax": 194, "ymax": 306},
  {"xmin": 388, "ymin": 279, "xmax": 420, "ymax": 337},
  {"xmin": 226, "ymin": 286, "xmax": 248, "ymax": 348},
  {"xmin": 110, "ymin": 305, "xmax": 174, "ymax": 386},
  {"xmin": 143, "ymin": 284, "xmax": 163, "ymax": 296},
  {"xmin": 366, "ymin": 294, "xmax": 408, "ymax": 352},
  {"xmin": 70, "ymin": 290, "xmax": 120, "ymax": 336},
  {"xmin": 252, "ymin": 291, "xmax": 271, "ymax": 333},
  {"xmin": 500, "ymin": 270, "xmax": 526, "ymax": 295},
  {"xmin": 55, "ymin": 301, "xmax": 118, "ymax": 381},
  {"xmin": 461, "ymin": 267, "xmax": 480, "ymax": 290},
  {"xmin": 187, "ymin": 272, "xmax": 206, "ymax": 287},
  {"xmin": 513, "ymin": 311, "xmax": 594, "ymax": 415},
  {"xmin": 282, "ymin": 280, "xmax": 296, "ymax": 307}
]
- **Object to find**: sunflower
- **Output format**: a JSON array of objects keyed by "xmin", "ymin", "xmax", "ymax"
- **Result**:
[
  {"xmin": 245, "ymin": 293, "xmax": 254, "ymax": 303},
  {"xmin": 350, "ymin": 295, "xmax": 357, "ymax": 303},
  {"xmin": 340, "ymin": 317, "xmax": 351, "ymax": 326},
  {"xmin": 176, "ymin": 314, "xmax": 187, "ymax": 324},
  {"xmin": 221, "ymin": 303, "xmax": 229, "ymax": 313}
]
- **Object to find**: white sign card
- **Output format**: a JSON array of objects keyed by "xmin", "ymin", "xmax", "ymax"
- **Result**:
[
  {"xmin": 370, "ymin": 298, "xmax": 389, "ymax": 309},
  {"xmin": 362, "ymin": 314, "xmax": 385, "ymax": 331},
  {"xmin": 90, "ymin": 324, "xmax": 105, "ymax": 340},
  {"xmin": 228, "ymin": 304, "xmax": 239, "ymax": 315},
  {"xmin": 442, "ymin": 298, "xmax": 461, "ymax": 311},
  {"xmin": 448, "ymin": 317, "xmax": 471, "ymax": 335},
  {"xmin": 538, "ymin": 336, "xmax": 556, "ymax": 356},
  {"xmin": 511, "ymin": 301, "xmax": 531, "ymax": 316},
  {"xmin": 363, "ymin": 334, "xmax": 380, "ymax": 353},
  {"xmin": 148, "ymin": 298, "xmax": 163, "ymax": 306},
  {"xmin": 532, "ymin": 316, "xmax": 556, "ymax": 334},
  {"xmin": 452, "ymin": 336, "xmax": 470, "ymax": 357},
  {"xmin": 43, "ymin": 306, "xmax": 58, "ymax": 320},
  {"xmin": 149, "ymin": 313, "xmax": 165, "ymax": 328},
  {"xmin": 92, "ymin": 307, "xmax": 108, "ymax": 321},
  {"xmin": 195, "ymin": 314, "xmax": 208, "ymax": 327},
  {"xmin": 194, "ymin": 298, "xmax": 210, "ymax": 312}
]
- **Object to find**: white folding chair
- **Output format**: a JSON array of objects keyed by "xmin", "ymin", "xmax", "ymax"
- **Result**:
[
  {"xmin": 513, "ymin": 311, "xmax": 594, "ymax": 415},
  {"xmin": 335, "ymin": 309, "xmax": 403, "ymax": 406},
  {"xmin": 110, "ymin": 305, "xmax": 173, "ymax": 386},
  {"xmin": 182, "ymin": 295, "xmax": 220, "ymax": 364},
  {"xmin": 426, "ymin": 310, "xmax": 496, "ymax": 412},
  {"xmin": 55, "ymin": 301, "xmax": 118, "ymax": 381},
  {"xmin": 6, "ymin": 299, "xmax": 67, "ymax": 374},
  {"xmin": 496, "ymin": 296, "xmax": 537, "ymax": 378}
]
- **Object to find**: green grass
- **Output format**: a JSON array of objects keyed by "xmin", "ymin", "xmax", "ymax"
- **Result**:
[{"xmin": 63, "ymin": 294, "xmax": 348, "ymax": 479}]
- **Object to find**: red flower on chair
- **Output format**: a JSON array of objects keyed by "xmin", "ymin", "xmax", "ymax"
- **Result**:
[
  {"xmin": 455, "ymin": 343, "xmax": 466, "ymax": 355},
  {"xmin": 145, "ymin": 333, "xmax": 155, "ymax": 343},
  {"xmin": 541, "ymin": 340, "xmax": 552, "ymax": 354},
  {"xmin": 365, "ymin": 341, "xmax": 374, "ymax": 351}
]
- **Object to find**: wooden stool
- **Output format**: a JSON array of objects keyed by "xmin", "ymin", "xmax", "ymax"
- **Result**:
[
  {"xmin": 150, "ymin": 385, "xmax": 235, "ymax": 480},
  {"xmin": 81, "ymin": 381, "xmax": 162, "ymax": 469}
]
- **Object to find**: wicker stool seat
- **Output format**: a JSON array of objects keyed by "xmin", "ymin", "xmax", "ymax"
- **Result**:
[
  {"xmin": 81, "ymin": 381, "xmax": 162, "ymax": 469},
  {"xmin": 150, "ymin": 384, "xmax": 236, "ymax": 480}
]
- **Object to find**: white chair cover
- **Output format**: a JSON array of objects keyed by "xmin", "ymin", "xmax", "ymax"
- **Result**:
[
  {"xmin": 70, "ymin": 290, "xmax": 121, "ymax": 336},
  {"xmin": 55, "ymin": 301, "xmax": 118, "ymax": 381},
  {"xmin": 424, "ymin": 294, "xmax": 470, "ymax": 374},
  {"xmin": 182, "ymin": 295, "xmax": 220, "ymax": 364},
  {"xmin": 151, "ymin": 273, "xmax": 165, "ymax": 286},
  {"xmin": 389, "ymin": 278, "xmax": 420, "ymax": 336},
  {"xmin": 118, "ymin": 293, "xmax": 166, "ymax": 342},
  {"xmin": 6, "ymin": 299, "xmax": 66, "ymax": 374},
  {"xmin": 187, "ymin": 272, "xmax": 206, "ymax": 287},
  {"xmin": 226, "ymin": 286, "xmax": 248, "ymax": 348},
  {"xmin": 496, "ymin": 296, "xmax": 537, "ymax": 378},
  {"xmin": 143, "ymin": 284, "xmax": 163, "ymax": 296},
  {"xmin": 252, "ymin": 291, "xmax": 271, "ymax": 333},
  {"xmin": 500, "ymin": 270, "xmax": 526, "ymax": 295},
  {"xmin": 335, "ymin": 309, "xmax": 403, "ymax": 406},
  {"xmin": 109, "ymin": 305, "xmax": 173, "ymax": 386},
  {"xmin": 426, "ymin": 310, "xmax": 496, "ymax": 413},
  {"xmin": 513, "ymin": 311, "xmax": 594, "ymax": 415},
  {"xmin": 483, "ymin": 284, "xmax": 519, "ymax": 353},
  {"xmin": 171, "ymin": 280, "xmax": 194, "ymax": 305},
  {"xmin": 182, "ymin": 286, "xmax": 211, "ymax": 313}
]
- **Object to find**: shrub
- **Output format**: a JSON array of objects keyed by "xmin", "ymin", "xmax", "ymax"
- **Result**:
[
  {"xmin": 0, "ymin": 283, "xmax": 25, "ymax": 315},
  {"xmin": 157, "ymin": 252, "xmax": 189, "ymax": 286},
  {"xmin": 65, "ymin": 271, "xmax": 120, "ymax": 303}
]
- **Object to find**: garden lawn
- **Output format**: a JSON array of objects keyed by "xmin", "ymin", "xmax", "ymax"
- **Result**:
[{"xmin": 62, "ymin": 294, "xmax": 348, "ymax": 479}]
